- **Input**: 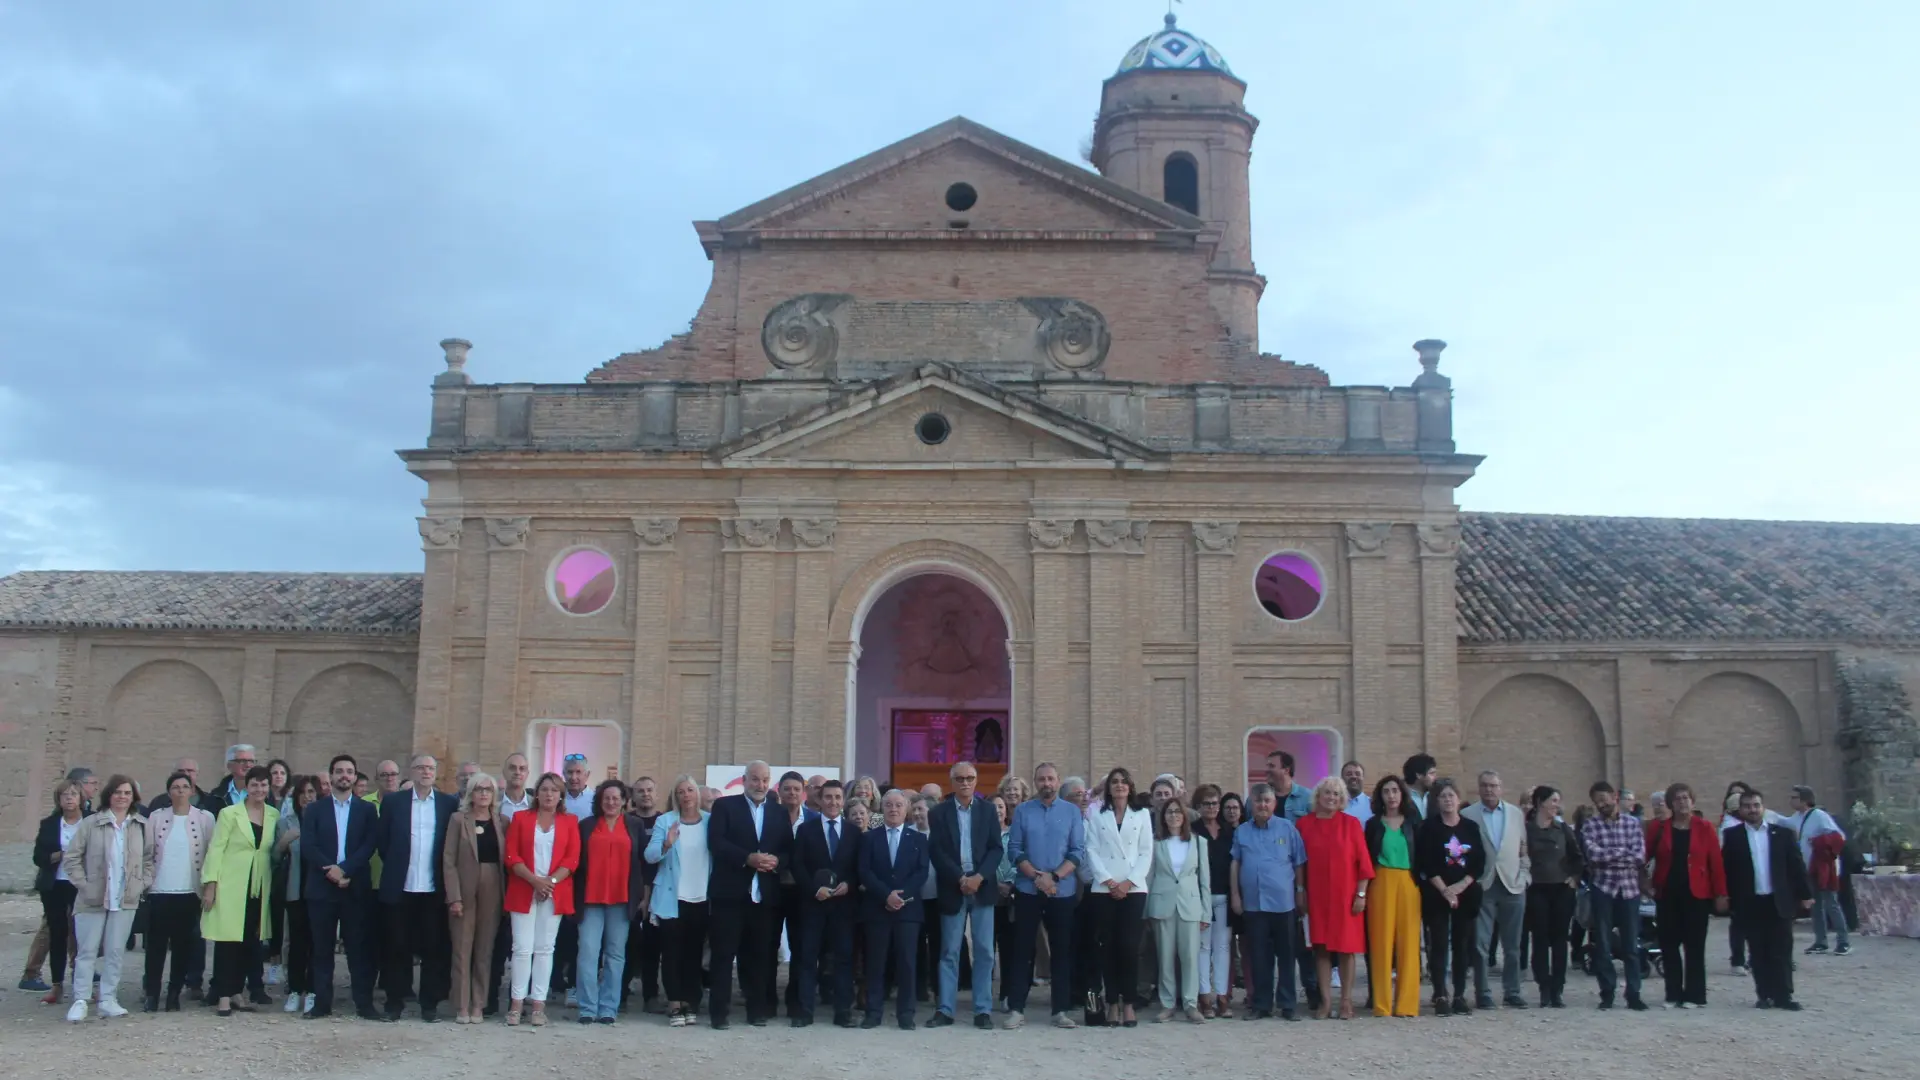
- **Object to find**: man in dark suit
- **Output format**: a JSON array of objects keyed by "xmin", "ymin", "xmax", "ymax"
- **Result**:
[
  {"xmin": 706, "ymin": 760, "xmax": 793, "ymax": 1029},
  {"xmin": 859, "ymin": 789, "xmax": 930, "ymax": 1030},
  {"xmin": 303, "ymin": 753, "xmax": 383, "ymax": 1020},
  {"xmin": 376, "ymin": 754, "xmax": 458, "ymax": 1022},
  {"xmin": 1722, "ymin": 788, "xmax": 1813, "ymax": 1010},
  {"xmin": 927, "ymin": 761, "xmax": 1003, "ymax": 1028},
  {"xmin": 791, "ymin": 779, "xmax": 859, "ymax": 1027},
  {"xmin": 770, "ymin": 770, "xmax": 819, "ymax": 1019}
]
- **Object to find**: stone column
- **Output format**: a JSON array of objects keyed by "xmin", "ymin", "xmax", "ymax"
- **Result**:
[
  {"xmin": 1192, "ymin": 522, "xmax": 1238, "ymax": 788},
  {"xmin": 1028, "ymin": 519, "xmax": 1075, "ymax": 771},
  {"xmin": 479, "ymin": 516, "xmax": 530, "ymax": 771},
  {"xmin": 789, "ymin": 515, "xmax": 837, "ymax": 767},
  {"xmin": 1416, "ymin": 522, "xmax": 1463, "ymax": 772},
  {"xmin": 1345, "ymin": 523, "xmax": 1392, "ymax": 773},
  {"xmin": 413, "ymin": 516, "xmax": 464, "ymax": 764},
  {"xmin": 724, "ymin": 515, "xmax": 780, "ymax": 764},
  {"xmin": 1087, "ymin": 519, "xmax": 1143, "ymax": 773},
  {"xmin": 631, "ymin": 516, "xmax": 678, "ymax": 780}
]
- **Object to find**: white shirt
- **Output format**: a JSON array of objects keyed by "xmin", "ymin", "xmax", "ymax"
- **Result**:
[
  {"xmin": 1167, "ymin": 836, "xmax": 1192, "ymax": 875},
  {"xmin": 498, "ymin": 788, "xmax": 532, "ymax": 825},
  {"xmin": 404, "ymin": 792, "xmax": 438, "ymax": 893},
  {"xmin": 1345, "ymin": 792, "xmax": 1373, "ymax": 824},
  {"xmin": 331, "ymin": 794, "xmax": 353, "ymax": 865},
  {"xmin": 745, "ymin": 796, "xmax": 768, "ymax": 903},
  {"xmin": 55, "ymin": 817, "xmax": 79, "ymax": 882},
  {"xmin": 1745, "ymin": 824, "xmax": 1773, "ymax": 895},
  {"xmin": 152, "ymin": 817, "xmax": 195, "ymax": 894},
  {"xmin": 104, "ymin": 816, "xmax": 130, "ymax": 911},
  {"xmin": 564, "ymin": 788, "xmax": 594, "ymax": 821},
  {"xmin": 532, "ymin": 820, "xmax": 556, "ymax": 877},
  {"xmin": 675, "ymin": 816, "xmax": 710, "ymax": 904}
]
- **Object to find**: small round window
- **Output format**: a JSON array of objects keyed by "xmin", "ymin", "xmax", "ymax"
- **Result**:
[
  {"xmin": 551, "ymin": 547, "xmax": 617, "ymax": 616},
  {"xmin": 1254, "ymin": 551, "xmax": 1324, "ymax": 622},
  {"xmin": 944, "ymin": 182, "xmax": 978, "ymax": 212},
  {"xmin": 915, "ymin": 412, "xmax": 951, "ymax": 445}
]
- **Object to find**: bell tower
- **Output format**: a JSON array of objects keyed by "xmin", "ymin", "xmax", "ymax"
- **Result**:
[{"xmin": 1092, "ymin": 14, "xmax": 1263, "ymax": 349}]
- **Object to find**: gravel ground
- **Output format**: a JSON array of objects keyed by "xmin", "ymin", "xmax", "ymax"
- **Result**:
[{"xmin": 0, "ymin": 893, "xmax": 1913, "ymax": 1079}]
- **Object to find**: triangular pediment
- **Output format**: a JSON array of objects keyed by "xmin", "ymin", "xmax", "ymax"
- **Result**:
[
  {"xmin": 713, "ymin": 117, "xmax": 1204, "ymax": 237},
  {"xmin": 715, "ymin": 365, "xmax": 1164, "ymax": 470}
]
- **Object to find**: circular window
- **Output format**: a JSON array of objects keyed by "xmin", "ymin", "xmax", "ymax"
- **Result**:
[
  {"xmin": 550, "ymin": 547, "xmax": 617, "ymax": 616},
  {"xmin": 1254, "ymin": 551, "xmax": 1324, "ymax": 622},
  {"xmin": 944, "ymin": 182, "xmax": 978, "ymax": 212},
  {"xmin": 915, "ymin": 412, "xmax": 951, "ymax": 445}
]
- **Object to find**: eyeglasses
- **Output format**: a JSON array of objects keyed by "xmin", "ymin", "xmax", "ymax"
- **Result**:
[
  {"xmin": 564, "ymin": 754, "xmax": 587, "ymax": 763},
  {"xmin": 232, "ymin": 758, "xmax": 256, "ymax": 766}
]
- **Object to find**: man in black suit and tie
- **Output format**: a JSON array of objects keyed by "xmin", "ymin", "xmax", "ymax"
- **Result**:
[
  {"xmin": 792, "ymin": 779, "xmax": 860, "ymax": 1028},
  {"xmin": 375, "ymin": 754, "xmax": 458, "ymax": 1022},
  {"xmin": 302, "ymin": 754, "xmax": 382, "ymax": 1020},
  {"xmin": 1722, "ymin": 788, "xmax": 1813, "ymax": 1010},
  {"xmin": 707, "ymin": 760, "xmax": 793, "ymax": 1029},
  {"xmin": 859, "ymin": 788, "xmax": 930, "ymax": 1030},
  {"xmin": 771, "ymin": 770, "xmax": 819, "ymax": 1019},
  {"xmin": 928, "ymin": 761, "xmax": 1003, "ymax": 1028}
]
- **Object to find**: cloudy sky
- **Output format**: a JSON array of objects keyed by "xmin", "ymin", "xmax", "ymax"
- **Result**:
[{"xmin": 2, "ymin": 1, "xmax": 1914, "ymax": 575}]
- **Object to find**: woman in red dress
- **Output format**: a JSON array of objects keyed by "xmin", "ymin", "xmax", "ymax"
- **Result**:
[{"xmin": 1296, "ymin": 776, "xmax": 1375, "ymax": 1019}]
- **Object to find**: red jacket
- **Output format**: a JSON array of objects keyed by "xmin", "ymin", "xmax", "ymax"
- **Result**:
[
  {"xmin": 504, "ymin": 810, "xmax": 580, "ymax": 916},
  {"xmin": 1644, "ymin": 815, "xmax": 1727, "ymax": 901},
  {"xmin": 1811, "ymin": 832, "xmax": 1846, "ymax": 891}
]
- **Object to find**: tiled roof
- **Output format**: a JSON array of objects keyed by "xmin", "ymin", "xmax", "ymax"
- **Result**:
[
  {"xmin": 1457, "ymin": 513, "xmax": 1920, "ymax": 644},
  {"xmin": 0, "ymin": 571, "xmax": 422, "ymax": 636}
]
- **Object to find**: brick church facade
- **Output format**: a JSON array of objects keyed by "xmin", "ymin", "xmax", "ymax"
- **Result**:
[{"xmin": 3, "ymin": 18, "xmax": 1917, "ymax": 835}]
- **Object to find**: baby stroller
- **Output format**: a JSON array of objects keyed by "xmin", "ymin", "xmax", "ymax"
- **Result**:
[{"xmin": 1576, "ymin": 890, "xmax": 1664, "ymax": 979}]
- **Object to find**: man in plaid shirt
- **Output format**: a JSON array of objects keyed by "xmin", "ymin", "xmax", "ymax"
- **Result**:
[{"xmin": 1579, "ymin": 781, "xmax": 1649, "ymax": 1011}]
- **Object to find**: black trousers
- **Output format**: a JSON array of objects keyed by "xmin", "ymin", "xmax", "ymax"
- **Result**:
[
  {"xmin": 661, "ymin": 903, "xmax": 710, "ymax": 1005},
  {"xmin": 553, "ymin": 911, "xmax": 578, "ymax": 993},
  {"xmin": 143, "ymin": 893, "xmax": 201, "ymax": 997},
  {"xmin": 797, "ymin": 901, "xmax": 855, "ymax": 1018},
  {"xmin": 1089, "ymin": 891, "xmax": 1148, "ymax": 1008},
  {"xmin": 774, "ymin": 884, "xmax": 803, "ymax": 1012},
  {"xmin": 1526, "ymin": 884, "xmax": 1575, "ymax": 992},
  {"xmin": 40, "ymin": 882, "xmax": 77, "ymax": 986},
  {"xmin": 864, "ymin": 917, "xmax": 919, "ymax": 1023},
  {"xmin": 283, "ymin": 900, "xmax": 312, "ymax": 995},
  {"xmin": 1006, "ymin": 891, "xmax": 1074, "ymax": 1015},
  {"xmin": 309, "ymin": 893, "xmax": 375, "ymax": 1013},
  {"xmin": 1423, "ymin": 900, "xmax": 1478, "ymax": 998},
  {"xmin": 1242, "ymin": 909, "xmax": 1297, "ymax": 1013},
  {"xmin": 1734, "ymin": 899, "xmax": 1795, "ymax": 1005},
  {"xmin": 708, "ymin": 898, "xmax": 777, "ymax": 1024},
  {"xmin": 210, "ymin": 893, "xmax": 264, "ymax": 1000},
  {"xmin": 1657, "ymin": 890, "xmax": 1712, "ymax": 1005},
  {"xmin": 1072, "ymin": 892, "xmax": 1102, "ymax": 1005},
  {"xmin": 631, "ymin": 917, "xmax": 661, "ymax": 1002},
  {"xmin": 382, "ymin": 892, "xmax": 450, "ymax": 1014}
]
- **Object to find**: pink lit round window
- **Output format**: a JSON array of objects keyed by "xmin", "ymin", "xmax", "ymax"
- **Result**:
[
  {"xmin": 1254, "ymin": 551, "xmax": 1324, "ymax": 622},
  {"xmin": 551, "ymin": 548, "xmax": 617, "ymax": 616}
]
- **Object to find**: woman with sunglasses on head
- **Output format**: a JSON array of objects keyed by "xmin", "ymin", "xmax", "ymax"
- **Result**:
[
  {"xmin": 201, "ymin": 765, "xmax": 277, "ymax": 1016},
  {"xmin": 62, "ymin": 774, "xmax": 152, "ymax": 1021}
]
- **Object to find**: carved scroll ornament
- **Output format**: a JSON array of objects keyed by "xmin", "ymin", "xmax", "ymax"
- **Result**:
[
  {"xmin": 1023, "ymin": 297, "xmax": 1111, "ymax": 373},
  {"xmin": 633, "ymin": 517, "xmax": 678, "ymax": 549},
  {"xmin": 1345, "ymin": 522, "xmax": 1392, "ymax": 555},
  {"xmin": 792, "ymin": 518, "xmax": 837, "ymax": 549},
  {"xmin": 1191, "ymin": 521, "xmax": 1239, "ymax": 555},
  {"xmin": 761, "ymin": 293, "xmax": 849, "ymax": 370},
  {"xmin": 418, "ymin": 516, "xmax": 463, "ymax": 551},
  {"xmin": 484, "ymin": 516, "xmax": 530, "ymax": 550},
  {"xmin": 1028, "ymin": 519, "xmax": 1074, "ymax": 551},
  {"xmin": 1417, "ymin": 522, "xmax": 1461, "ymax": 557}
]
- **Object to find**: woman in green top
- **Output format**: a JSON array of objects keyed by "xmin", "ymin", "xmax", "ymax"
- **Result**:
[{"xmin": 1362, "ymin": 776, "xmax": 1422, "ymax": 1018}]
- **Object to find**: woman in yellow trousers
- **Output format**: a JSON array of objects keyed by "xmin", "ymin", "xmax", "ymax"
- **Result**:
[{"xmin": 1362, "ymin": 776, "xmax": 1422, "ymax": 1018}]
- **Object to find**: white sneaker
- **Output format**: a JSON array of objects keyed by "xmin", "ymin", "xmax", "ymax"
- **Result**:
[
  {"xmin": 66, "ymin": 999, "xmax": 88, "ymax": 1023},
  {"xmin": 285, "ymin": 993, "xmax": 303, "ymax": 1012},
  {"xmin": 265, "ymin": 964, "xmax": 283, "ymax": 987},
  {"xmin": 97, "ymin": 997, "xmax": 128, "ymax": 1018},
  {"xmin": 304, "ymin": 992, "xmax": 317, "ymax": 1013}
]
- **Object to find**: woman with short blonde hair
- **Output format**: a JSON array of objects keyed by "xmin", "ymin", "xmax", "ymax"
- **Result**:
[
  {"xmin": 444, "ymin": 770, "xmax": 505, "ymax": 1023},
  {"xmin": 645, "ymin": 774, "xmax": 710, "ymax": 1028}
]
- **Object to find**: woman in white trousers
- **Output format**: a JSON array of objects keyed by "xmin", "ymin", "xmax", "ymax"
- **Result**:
[{"xmin": 503, "ymin": 773, "xmax": 579, "ymax": 1027}]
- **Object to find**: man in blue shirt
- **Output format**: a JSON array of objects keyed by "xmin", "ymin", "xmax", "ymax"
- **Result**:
[
  {"xmin": 1231, "ymin": 783, "xmax": 1307, "ymax": 1020},
  {"xmin": 1264, "ymin": 750, "xmax": 1320, "ymax": 1010},
  {"xmin": 1003, "ymin": 762, "xmax": 1085, "ymax": 1029}
]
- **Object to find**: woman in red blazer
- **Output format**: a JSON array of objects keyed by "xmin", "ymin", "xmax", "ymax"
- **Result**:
[
  {"xmin": 503, "ymin": 772, "xmax": 579, "ymax": 1027},
  {"xmin": 1643, "ymin": 783, "xmax": 1728, "ymax": 1009}
]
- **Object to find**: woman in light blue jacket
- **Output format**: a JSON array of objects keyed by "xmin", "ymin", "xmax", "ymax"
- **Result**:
[{"xmin": 644, "ymin": 774, "xmax": 711, "ymax": 1029}]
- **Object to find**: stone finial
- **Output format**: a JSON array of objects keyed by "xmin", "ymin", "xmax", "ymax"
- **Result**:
[
  {"xmin": 1412, "ymin": 339, "xmax": 1449, "ymax": 389},
  {"xmin": 440, "ymin": 338, "xmax": 472, "ymax": 373}
]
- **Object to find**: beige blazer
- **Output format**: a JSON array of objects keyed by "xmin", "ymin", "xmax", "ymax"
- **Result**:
[
  {"xmin": 441, "ymin": 810, "xmax": 503, "ymax": 908},
  {"xmin": 1146, "ymin": 834, "xmax": 1210, "ymax": 922},
  {"xmin": 1462, "ymin": 800, "xmax": 1531, "ymax": 892}
]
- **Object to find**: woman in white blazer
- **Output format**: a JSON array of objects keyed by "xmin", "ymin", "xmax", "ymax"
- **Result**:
[
  {"xmin": 1147, "ymin": 797, "xmax": 1209, "ymax": 1023},
  {"xmin": 1086, "ymin": 766, "xmax": 1154, "ymax": 1027}
]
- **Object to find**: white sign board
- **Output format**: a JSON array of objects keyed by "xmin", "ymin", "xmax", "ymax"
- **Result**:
[{"xmin": 704, "ymin": 764, "xmax": 840, "ymax": 795}]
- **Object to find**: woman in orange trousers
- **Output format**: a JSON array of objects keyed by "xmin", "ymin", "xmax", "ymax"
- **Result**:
[{"xmin": 1362, "ymin": 776, "xmax": 1422, "ymax": 1018}]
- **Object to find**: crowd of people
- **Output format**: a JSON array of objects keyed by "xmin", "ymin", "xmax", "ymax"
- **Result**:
[{"xmin": 23, "ymin": 743, "xmax": 1848, "ymax": 1031}]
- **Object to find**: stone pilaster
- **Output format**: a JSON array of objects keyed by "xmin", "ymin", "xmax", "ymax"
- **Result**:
[
  {"xmin": 413, "ymin": 516, "xmax": 464, "ymax": 765},
  {"xmin": 631, "ymin": 516, "xmax": 677, "ymax": 780},
  {"xmin": 789, "ymin": 515, "xmax": 837, "ymax": 767},
  {"xmin": 1086, "ymin": 518, "xmax": 1144, "ymax": 774},
  {"xmin": 238, "ymin": 643, "xmax": 275, "ymax": 756},
  {"xmin": 479, "ymin": 516, "xmax": 529, "ymax": 771},
  {"xmin": 1416, "ymin": 522, "xmax": 1463, "ymax": 772},
  {"xmin": 1345, "ymin": 523, "xmax": 1392, "ymax": 774},
  {"xmin": 1028, "ymin": 518, "xmax": 1075, "ymax": 770},
  {"xmin": 1193, "ymin": 522, "xmax": 1238, "ymax": 788},
  {"xmin": 724, "ymin": 514, "xmax": 780, "ymax": 763}
]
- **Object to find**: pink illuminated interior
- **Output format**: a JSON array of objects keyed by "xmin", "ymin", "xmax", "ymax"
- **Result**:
[
  {"xmin": 553, "ymin": 549, "xmax": 616, "ymax": 615},
  {"xmin": 1255, "ymin": 552, "xmax": 1323, "ymax": 621}
]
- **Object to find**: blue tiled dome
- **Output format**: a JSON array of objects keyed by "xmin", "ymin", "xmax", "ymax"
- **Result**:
[{"xmin": 1115, "ymin": 13, "xmax": 1233, "ymax": 76}]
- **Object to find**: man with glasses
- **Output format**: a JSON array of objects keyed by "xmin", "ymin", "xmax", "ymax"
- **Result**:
[
  {"xmin": 929, "ymin": 761, "xmax": 1003, "ymax": 1028},
  {"xmin": 217, "ymin": 744, "xmax": 257, "ymax": 805},
  {"xmin": 556, "ymin": 753, "xmax": 593, "ymax": 1006},
  {"xmin": 375, "ymin": 755, "xmax": 457, "ymax": 1021}
]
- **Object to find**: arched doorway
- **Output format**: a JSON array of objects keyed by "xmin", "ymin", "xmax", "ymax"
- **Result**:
[{"xmin": 852, "ymin": 572, "xmax": 1012, "ymax": 793}]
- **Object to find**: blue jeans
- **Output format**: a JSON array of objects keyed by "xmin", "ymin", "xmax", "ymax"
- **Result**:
[
  {"xmin": 575, "ymin": 904, "xmax": 630, "ymax": 1020},
  {"xmin": 938, "ymin": 893, "xmax": 995, "ymax": 1017},
  {"xmin": 1588, "ymin": 892, "xmax": 1642, "ymax": 1001},
  {"xmin": 1811, "ymin": 889, "xmax": 1849, "ymax": 948}
]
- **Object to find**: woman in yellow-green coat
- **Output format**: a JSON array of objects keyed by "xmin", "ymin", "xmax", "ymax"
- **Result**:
[{"xmin": 201, "ymin": 765, "xmax": 278, "ymax": 1016}]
